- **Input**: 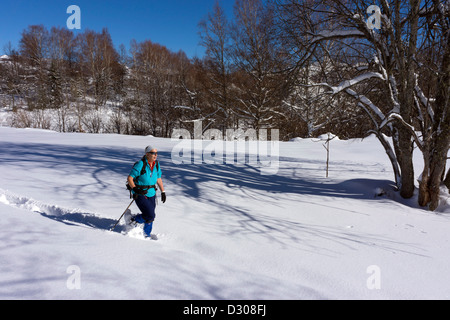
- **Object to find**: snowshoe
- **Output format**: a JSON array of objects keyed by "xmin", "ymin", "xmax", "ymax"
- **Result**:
[
  {"xmin": 123, "ymin": 209, "xmax": 137, "ymax": 230},
  {"xmin": 146, "ymin": 234, "xmax": 158, "ymax": 241}
]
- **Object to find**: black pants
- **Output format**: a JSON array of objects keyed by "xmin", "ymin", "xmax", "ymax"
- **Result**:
[{"xmin": 135, "ymin": 195, "xmax": 156, "ymax": 222}]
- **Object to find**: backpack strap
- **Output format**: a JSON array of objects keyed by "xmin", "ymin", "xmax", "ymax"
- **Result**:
[
  {"xmin": 139, "ymin": 156, "xmax": 147, "ymax": 176},
  {"xmin": 137, "ymin": 157, "xmax": 159, "ymax": 178},
  {"xmin": 132, "ymin": 157, "xmax": 147, "ymax": 185}
]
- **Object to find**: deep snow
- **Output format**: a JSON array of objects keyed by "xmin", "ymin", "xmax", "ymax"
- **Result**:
[{"xmin": 0, "ymin": 126, "xmax": 449, "ymax": 300}]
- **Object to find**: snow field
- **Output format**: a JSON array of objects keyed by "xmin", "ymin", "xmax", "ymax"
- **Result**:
[{"xmin": 0, "ymin": 127, "xmax": 449, "ymax": 299}]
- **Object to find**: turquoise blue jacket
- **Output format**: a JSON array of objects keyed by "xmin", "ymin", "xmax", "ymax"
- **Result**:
[{"xmin": 129, "ymin": 159, "xmax": 162, "ymax": 197}]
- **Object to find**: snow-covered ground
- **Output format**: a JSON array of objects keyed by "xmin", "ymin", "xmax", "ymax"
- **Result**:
[{"xmin": 0, "ymin": 126, "xmax": 449, "ymax": 300}]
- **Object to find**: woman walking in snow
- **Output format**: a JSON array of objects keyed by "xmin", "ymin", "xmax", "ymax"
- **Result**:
[{"xmin": 126, "ymin": 145, "xmax": 166, "ymax": 238}]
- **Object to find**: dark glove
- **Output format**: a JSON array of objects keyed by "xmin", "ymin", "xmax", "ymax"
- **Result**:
[{"xmin": 161, "ymin": 192, "xmax": 166, "ymax": 203}]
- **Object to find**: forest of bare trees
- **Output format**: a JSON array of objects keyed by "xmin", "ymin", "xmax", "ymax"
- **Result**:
[{"xmin": 0, "ymin": 0, "xmax": 448, "ymax": 210}]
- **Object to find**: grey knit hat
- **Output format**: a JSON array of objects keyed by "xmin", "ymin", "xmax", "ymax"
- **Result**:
[{"xmin": 145, "ymin": 145, "xmax": 156, "ymax": 153}]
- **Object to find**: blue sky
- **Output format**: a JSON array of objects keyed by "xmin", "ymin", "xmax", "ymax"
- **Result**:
[{"xmin": 0, "ymin": 0, "xmax": 235, "ymax": 58}]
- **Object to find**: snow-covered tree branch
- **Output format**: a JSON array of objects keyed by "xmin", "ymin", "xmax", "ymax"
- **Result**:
[{"xmin": 275, "ymin": 0, "xmax": 449, "ymax": 210}]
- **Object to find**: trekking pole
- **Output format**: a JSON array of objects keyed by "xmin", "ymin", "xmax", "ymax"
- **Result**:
[{"xmin": 110, "ymin": 199, "xmax": 135, "ymax": 231}]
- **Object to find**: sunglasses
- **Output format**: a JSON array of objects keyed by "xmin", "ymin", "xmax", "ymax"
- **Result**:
[{"xmin": 147, "ymin": 152, "xmax": 158, "ymax": 155}]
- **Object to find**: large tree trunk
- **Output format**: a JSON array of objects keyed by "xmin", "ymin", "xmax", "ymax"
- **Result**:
[
  {"xmin": 395, "ymin": 128, "xmax": 415, "ymax": 198},
  {"xmin": 429, "ymin": 150, "xmax": 449, "ymax": 211},
  {"xmin": 396, "ymin": 0, "xmax": 420, "ymax": 199},
  {"xmin": 428, "ymin": 81, "xmax": 450, "ymax": 210},
  {"xmin": 418, "ymin": 152, "xmax": 431, "ymax": 207},
  {"xmin": 419, "ymin": 14, "xmax": 450, "ymax": 210}
]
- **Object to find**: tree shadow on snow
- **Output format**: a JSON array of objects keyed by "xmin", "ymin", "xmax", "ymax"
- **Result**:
[
  {"xmin": 0, "ymin": 141, "xmax": 395, "ymax": 201},
  {"xmin": 162, "ymin": 159, "xmax": 427, "ymax": 256},
  {"xmin": 0, "ymin": 141, "xmax": 140, "ymax": 233},
  {"xmin": 0, "ymin": 140, "xmax": 422, "ymax": 254}
]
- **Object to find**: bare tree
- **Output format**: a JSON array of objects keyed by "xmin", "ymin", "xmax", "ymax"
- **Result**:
[
  {"xmin": 415, "ymin": 0, "xmax": 450, "ymax": 209},
  {"xmin": 275, "ymin": 0, "xmax": 449, "ymax": 209},
  {"xmin": 48, "ymin": 27, "xmax": 78, "ymax": 132},
  {"xmin": 230, "ymin": 0, "xmax": 291, "ymax": 131},
  {"xmin": 1, "ymin": 44, "xmax": 24, "ymax": 110},
  {"xmin": 77, "ymin": 28, "xmax": 121, "ymax": 109},
  {"xmin": 19, "ymin": 25, "xmax": 50, "ymax": 110},
  {"xmin": 199, "ymin": 0, "xmax": 235, "ymax": 131}
]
